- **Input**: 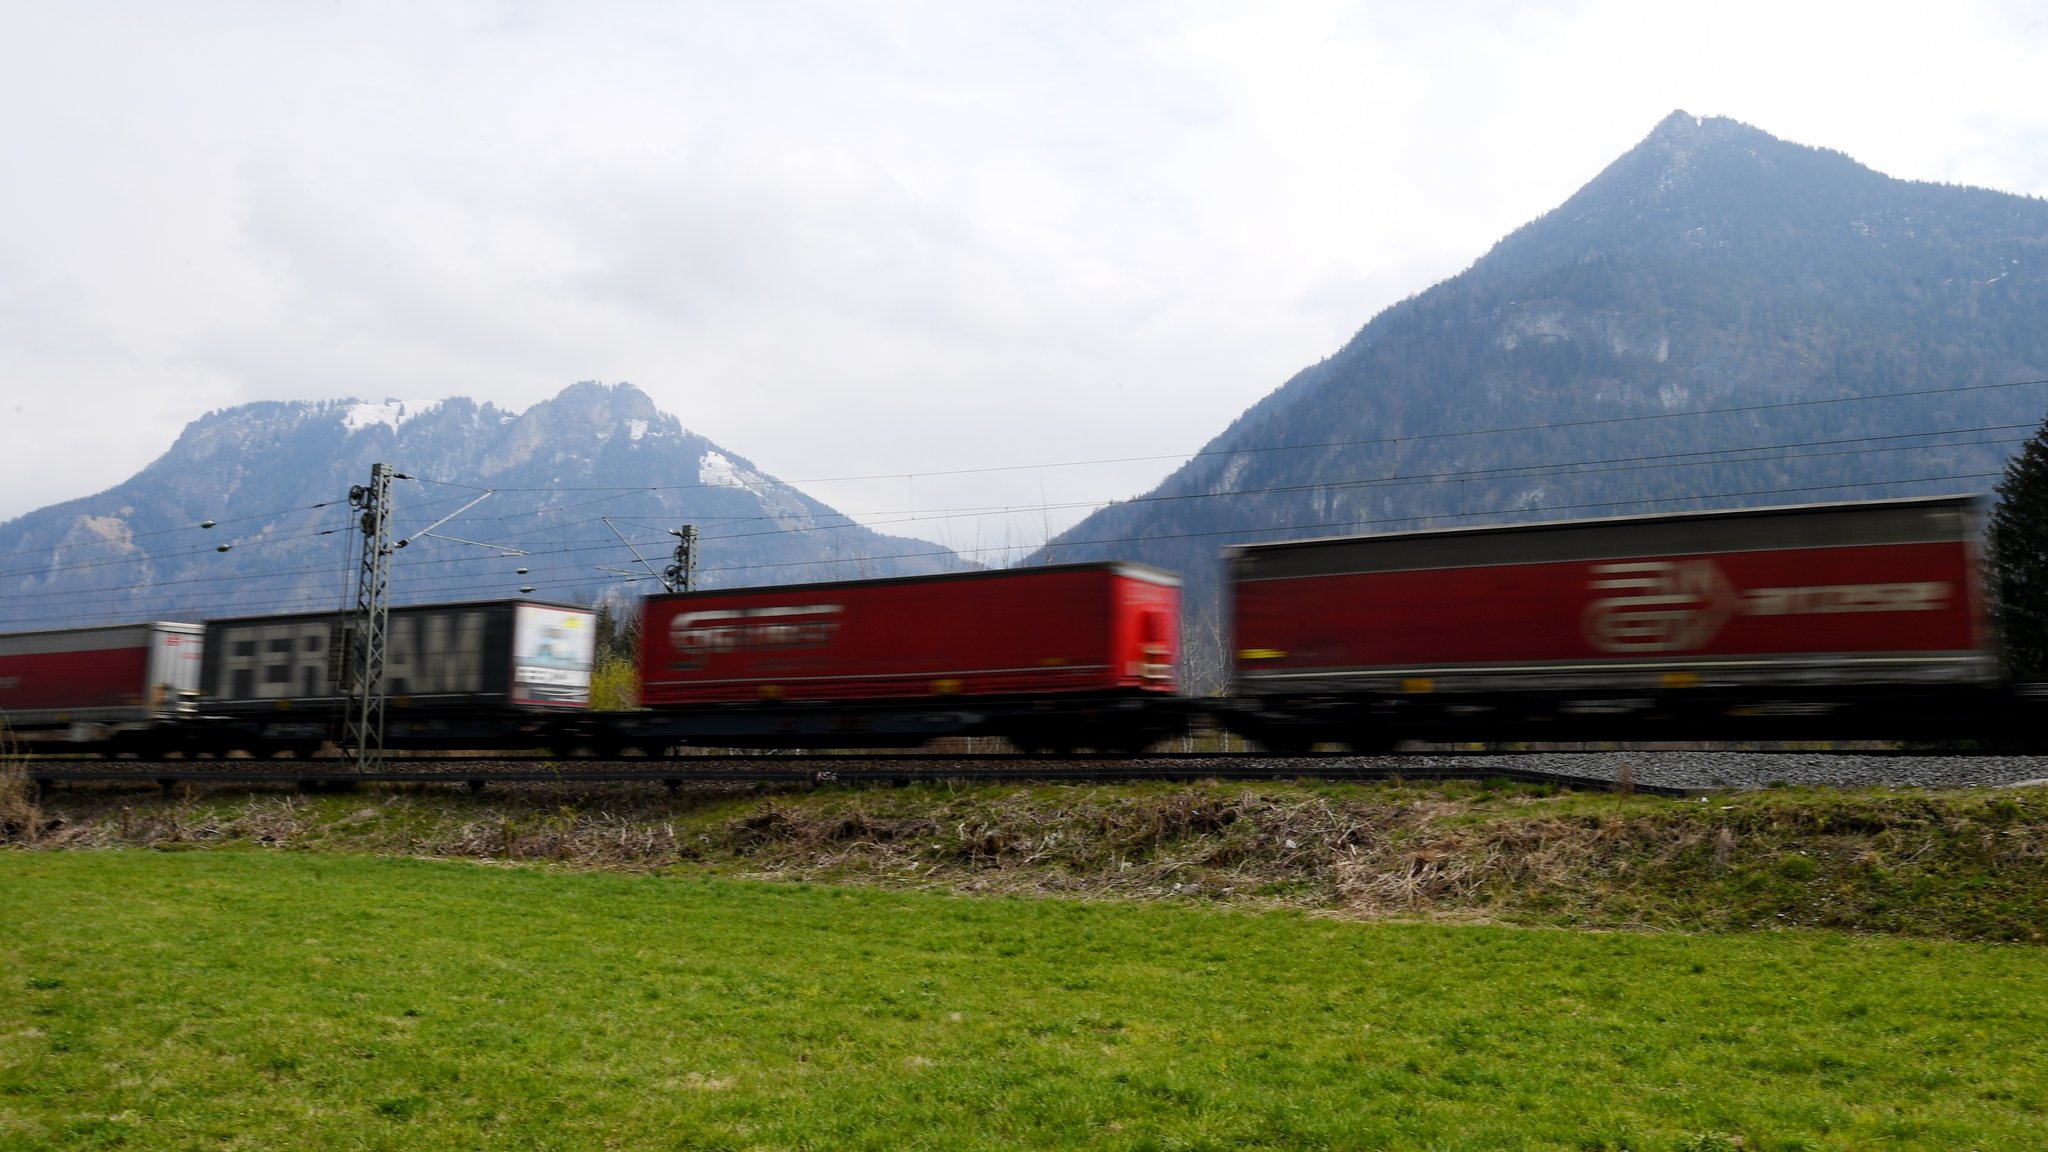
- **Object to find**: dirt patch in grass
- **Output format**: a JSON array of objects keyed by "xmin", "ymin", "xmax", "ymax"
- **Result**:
[{"xmin": 11, "ymin": 777, "xmax": 2048, "ymax": 942}]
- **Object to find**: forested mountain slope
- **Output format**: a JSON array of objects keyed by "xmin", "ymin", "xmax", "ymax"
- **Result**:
[{"xmin": 1037, "ymin": 111, "xmax": 2048, "ymax": 677}]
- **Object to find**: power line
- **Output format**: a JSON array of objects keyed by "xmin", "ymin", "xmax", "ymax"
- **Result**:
[
  {"xmin": 0, "ymin": 433, "xmax": 2013, "ymax": 598},
  {"xmin": 396, "ymin": 375, "xmax": 2048, "ymax": 495},
  {"xmin": 7, "ymin": 465, "xmax": 2005, "ymax": 628},
  {"xmin": 8, "ymin": 373, "xmax": 2045, "ymax": 624}
]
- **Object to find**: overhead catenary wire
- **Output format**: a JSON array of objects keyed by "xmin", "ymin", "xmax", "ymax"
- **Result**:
[
  {"xmin": 397, "ymin": 375, "xmax": 2048, "ymax": 497},
  {"xmin": 2, "ymin": 368, "xmax": 2027, "ymax": 568},
  {"xmin": 0, "ymin": 429, "xmax": 2010, "ymax": 607},
  {"xmin": 12, "ymin": 409, "xmax": 1998, "ymax": 586},
  {"xmin": 7, "ymin": 373, "xmax": 2048, "ymax": 627},
  {"xmin": 8, "ymin": 464, "xmax": 2011, "ymax": 628},
  {"xmin": 0, "ymin": 422, "xmax": 2025, "ymax": 605}
]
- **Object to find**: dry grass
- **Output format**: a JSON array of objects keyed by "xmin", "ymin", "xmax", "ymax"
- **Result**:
[
  {"xmin": 0, "ymin": 717, "xmax": 52, "ymax": 845},
  {"xmin": 14, "ymin": 778, "xmax": 2048, "ymax": 941}
]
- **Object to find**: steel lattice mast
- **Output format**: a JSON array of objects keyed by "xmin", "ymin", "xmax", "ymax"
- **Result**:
[
  {"xmin": 665, "ymin": 525, "xmax": 698, "ymax": 593},
  {"xmin": 342, "ymin": 463, "xmax": 397, "ymax": 771}
]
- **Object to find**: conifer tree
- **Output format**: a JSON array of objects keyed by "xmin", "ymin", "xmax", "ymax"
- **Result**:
[{"xmin": 1984, "ymin": 416, "xmax": 2048, "ymax": 678}]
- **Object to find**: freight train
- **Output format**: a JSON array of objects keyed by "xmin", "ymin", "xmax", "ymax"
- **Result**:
[
  {"xmin": 2, "ymin": 494, "xmax": 2032, "ymax": 757},
  {"xmin": 1, "ymin": 601, "xmax": 599, "ymax": 758}
]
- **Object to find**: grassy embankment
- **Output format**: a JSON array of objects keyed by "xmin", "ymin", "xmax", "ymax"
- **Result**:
[
  {"xmin": 4, "ymin": 849, "xmax": 2046, "ymax": 1150},
  {"xmin": 7, "ymin": 763, "xmax": 2048, "ymax": 1149},
  {"xmin": 9, "ymin": 777, "xmax": 2048, "ymax": 941}
]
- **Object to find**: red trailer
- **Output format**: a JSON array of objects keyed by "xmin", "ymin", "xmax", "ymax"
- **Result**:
[
  {"xmin": 0, "ymin": 622, "xmax": 204, "ymax": 750},
  {"xmin": 1224, "ymin": 496, "xmax": 1997, "ymax": 747},
  {"xmin": 629, "ymin": 562, "xmax": 1182, "ymax": 750}
]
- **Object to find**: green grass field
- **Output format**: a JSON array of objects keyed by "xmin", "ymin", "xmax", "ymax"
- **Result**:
[{"xmin": 3, "ymin": 849, "xmax": 2044, "ymax": 1150}]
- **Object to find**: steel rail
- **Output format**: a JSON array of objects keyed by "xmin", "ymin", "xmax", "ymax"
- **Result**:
[{"xmin": 21, "ymin": 754, "xmax": 1698, "ymax": 796}]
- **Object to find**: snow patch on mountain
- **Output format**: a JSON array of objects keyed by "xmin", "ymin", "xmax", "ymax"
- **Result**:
[
  {"xmin": 697, "ymin": 449, "xmax": 817, "ymax": 529},
  {"xmin": 343, "ymin": 399, "xmax": 439, "ymax": 433},
  {"xmin": 77, "ymin": 515, "xmax": 131, "ymax": 543},
  {"xmin": 699, "ymin": 450, "xmax": 761, "ymax": 490}
]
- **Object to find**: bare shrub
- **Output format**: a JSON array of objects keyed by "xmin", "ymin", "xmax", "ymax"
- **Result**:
[
  {"xmin": 1330, "ymin": 812, "xmax": 1634, "ymax": 916},
  {"xmin": 725, "ymin": 803, "xmax": 801, "ymax": 848},
  {"xmin": 0, "ymin": 716, "xmax": 49, "ymax": 845},
  {"xmin": 1086, "ymin": 792, "xmax": 1242, "ymax": 858},
  {"xmin": 818, "ymin": 808, "xmax": 935, "ymax": 845}
]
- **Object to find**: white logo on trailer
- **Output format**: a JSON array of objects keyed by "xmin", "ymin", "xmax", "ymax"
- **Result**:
[
  {"xmin": 1582, "ymin": 560, "xmax": 1952, "ymax": 653},
  {"xmin": 669, "ymin": 604, "xmax": 844, "ymax": 666}
]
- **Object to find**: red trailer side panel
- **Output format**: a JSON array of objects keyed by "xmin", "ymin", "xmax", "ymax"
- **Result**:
[
  {"xmin": 0, "ymin": 623, "xmax": 204, "ymax": 726},
  {"xmin": 1230, "ymin": 497, "xmax": 1991, "ymax": 692},
  {"xmin": 639, "ymin": 563, "xmax": 1180, "ymax": 706}
]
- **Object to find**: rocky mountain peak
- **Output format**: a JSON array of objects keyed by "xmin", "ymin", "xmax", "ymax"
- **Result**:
[
  {"xmin": 1033, "ymin": 110, "xmax": 2048, "ymax": 681},
  {"xmin": 0, "ymin": 381, "xmax": 964, "ymax": 631},
  {"xmin": 534, "ymin": 380, "xmax": 665, "ymax": 428},
  {"xmin": 1631, "ymin": 111, "xmax": 1869, "ymax": 204}
]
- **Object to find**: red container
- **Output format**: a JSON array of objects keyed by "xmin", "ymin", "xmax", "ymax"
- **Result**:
[
  {"xmin": 640, "ymin": 562, "xmax": 1181, "ymax": 706},
  {"xmin": 0, "ymin": 622, "xmax": 205, "ymax": 730},
  {"xmin": 1229, "ymin": 496, "xmax": 1992, "ymax": 695}
]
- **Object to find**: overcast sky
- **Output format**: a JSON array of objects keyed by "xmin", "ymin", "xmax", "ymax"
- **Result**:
[{"xmin": 4, "ymin": 1, "xmax": 2046, "ymax": 558}]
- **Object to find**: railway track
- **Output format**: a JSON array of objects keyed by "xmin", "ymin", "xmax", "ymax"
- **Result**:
[
  {"xmin": 11, "ymin": 750, "xmax": 1856, "ymax": 799},
  {"xmin": 29, "ymin": 745, "xmax": 2045, "ymax": 799}
]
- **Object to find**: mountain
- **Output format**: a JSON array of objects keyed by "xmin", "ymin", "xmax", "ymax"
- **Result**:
[
  {"xmin": 1036, "ymin": 111, "xmax": 2048, "ymax": 679},
  {"xmin": 0, "ymin": 382, "xmax": 964, "ymax": 631}
]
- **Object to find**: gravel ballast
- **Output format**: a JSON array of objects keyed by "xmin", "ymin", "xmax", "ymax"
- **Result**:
[{"xmin": 1339, "ymin": 750, "xmax": 2048, "ymax": 792}]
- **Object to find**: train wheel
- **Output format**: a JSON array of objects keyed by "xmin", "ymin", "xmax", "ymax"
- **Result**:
[
  {"xmin": 1257, "ymin": 733, "xmax": 1316, "ymax": 754},
  {"xmin": 1101, "ymin": 733, "xmax": 1157, "ymax": 756},
  {"xmin": 1011, "ymin": 726, "xmax": 1075, "ymax": 756}
]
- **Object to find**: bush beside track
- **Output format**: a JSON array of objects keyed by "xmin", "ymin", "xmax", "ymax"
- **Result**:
[{"xmin": 6, "ymin": 776, "xmax": 2046, "ymax": 944}]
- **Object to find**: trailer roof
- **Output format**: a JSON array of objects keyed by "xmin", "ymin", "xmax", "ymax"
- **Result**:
[
  {"xmin": 1225, "ymin": 494, "xmax": 1983, "ymax": 580},
  {"xmin": 0, "ymin": 620, "xmax": 203, "ymax": 652},
  {"xmin": 643, "ymin": 559, "xmax": 1181, "ymax": 602},
  {"xmin": 200, "ymin": 598, "xmax": 591, "ymax": 626}
]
